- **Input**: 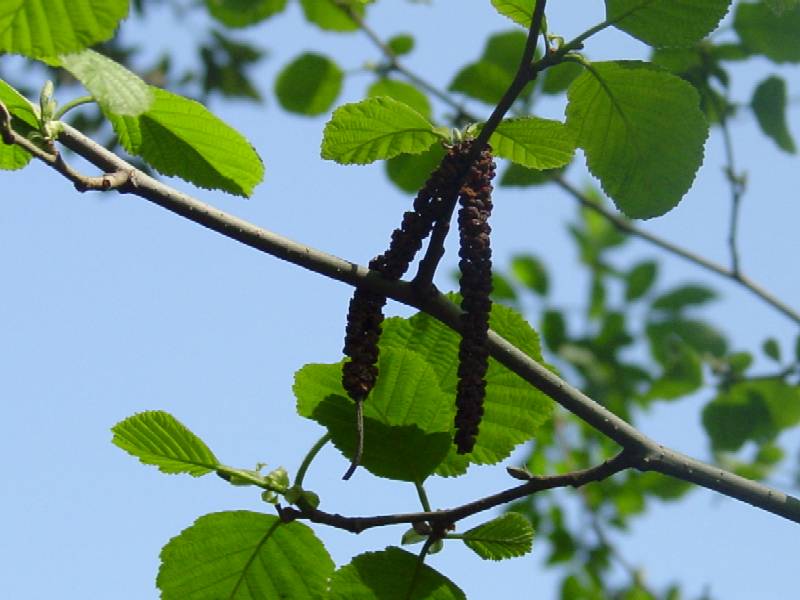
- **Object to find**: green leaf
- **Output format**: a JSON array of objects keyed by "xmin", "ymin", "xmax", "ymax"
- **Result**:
[
  {"xmin": 625, "ymin": 260, "xmax": 657, "ymax": 301},
  {"xmin": 0, "ymin": 78, "xmax": 39, "ymax": 170},
  {"xmin": 542, "ymin": 309, "xmax": 567, "ymax": 351},
  {"xmin": 368, "ymin": 79, "xmax": 431, "ymax": 119},
  {"xmin": 541, "ymin": 61, "xmax": 584, "ymax": 95},
  {"xmin": 109, "ymin": 87, "xmax": 264, "ymax": 197},
  {"xmin": 294, "ymin": 348, "xmax": 453, "ymax": 482},
  {"xmin": 510, "ymin": 255, "xmax": 549, "ymax": 295},
  {"xmin": 111, "ymin": 411, "xmax": 219, "ymax": 476},
  {"xmin": 321, "ymin": 96, "xmax": 441, "ymax": 165},
  {"xmin": 387, "ymin": 34, "xmax": 415, "ymax": 56},
  {"xmin": 566, "ymin": 61, "xmax": 708, "ymax": 219},
  {"xmin": 491, "ymin": 272, "xmax": 518, "ymax": 304},
  {"xmin": 59, "ymin": 50, "xmax": 153, "ymax": 116},
  {"xmin": 651, "ymin": 284, "xmax": 716, "ymax": 312},
  {"xmin": 491, "ymin": 0, "xmax": 535, "ymax": 27},
  {"xmin": 462, "ymin": 513, "xmax": 534, "ymax": 560},
  {"xmin": 205, "ymin": 0, "xmax": 287, "ymax": 28},
  {"xmin": 795, "ymin": 334, "xmax": 800, "ymax": 363},
  {"xmin": 381, "ymin": 301, "xmax": 553, "ymax": 477},
  {"xmin": 488, "ymin": 117, "xmax": 577, "ymax": 170},
  {"xmin": 764, "ymin": 0, "xmax": 800, "ymax": 14},
  {"xmin": 734, "ymin": 2, "xmax": 800, "ymax": 63},
  {"xmin": 605, "ymin": 0, "xmax": 732, "ymax": 47},
  {"xmin": 647, "ymin": 318, "xmax": 728, "ymax": 361},
  {"xmin": 703, "ymin": 380, "xmax": 800, "ymax": 451},
  {"xmin": 329, "ymin": 547, "xmax": 466, "ymax": 600},
  {"xmin": 299, "ymin": 0, "xmax": 363, "ymax": 32},
  {"xmin": 0, "ymin": 0, "xmax": 129, "ymax": 58},
  {"xmin": 499, "ymin": 163, "xmax": 559, "ymax": 187},
  {"xmin": 450, "ymin": 30, "xmax": 534, "ymax": 105},
  {"xmin": 450, "ymin": 61, "xmax": 514, "ymax": 105},
  {"xmin": 386, "ymin": 144, "xmax": 446, "ymax": 193},
  {"xmin": 275, "ymin": 52, "xmax": 343, "ymax": 116},
  {"xmin": 158, "ymin": 512, "xmax": 334, "ymax": 600},
  {"xmin": 751, "ymin": 75, "xmax": 796, "ymax": 153},
  {"xmin": 763, "ymin": 338, "xmax": 782, "ymax": 362}
]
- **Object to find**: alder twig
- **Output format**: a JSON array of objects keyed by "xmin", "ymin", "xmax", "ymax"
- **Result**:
[
  {"xmin": 555, "ymin": 176, "xmax": 800, "ymax": 325},
  {"xmin": 0, "ymin": 100, "xmax": 134, "ymax": 192},
  {"xmin": 281, "ymin": 450, "xmax": 635, "ymax": 533},
  {"xmin": 0, "ymin": 122, "xmax": 778, "ymax": 525}
]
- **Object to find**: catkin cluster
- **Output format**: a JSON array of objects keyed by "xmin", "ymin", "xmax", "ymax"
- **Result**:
[
  {"xmin": 342, "ymin": 145, "xmax": 471, "ymax": 412},
  {"xmin": 454, "ymin": 145, "xmax": 495, "ymax": 454}
]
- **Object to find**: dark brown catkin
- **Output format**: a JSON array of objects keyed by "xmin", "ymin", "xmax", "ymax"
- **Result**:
[
  {"xmin": 454, "ymin": 144, "xmax": 495, "ymax": 454},
  {"xmin": 340, "ymin": 144, "xmax": 472, "ymax": 478}
]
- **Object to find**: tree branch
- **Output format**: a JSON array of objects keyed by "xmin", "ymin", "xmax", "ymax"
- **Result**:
[
  {"xmin": 555, "ymin": 176, "xmax": 800, "ymax": 325},
  {"xmin": 281, "ymin": 450, "xmax": 635, "ymax": 533},
  {"xmin": 37, "ymin": 123, "xmax": 800, "ymax": 525}
]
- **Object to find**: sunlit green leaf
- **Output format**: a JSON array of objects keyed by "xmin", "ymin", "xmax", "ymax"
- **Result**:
[
  {"xmin": 380, "ymin": 301, "xmax": 553, "ymax": 477},
  {"xmin": 111, "ymin": 411, "xmax": 219, "ymax": 476},
  {"xmin": 109, "ymin": 87, "xmax": 264, "ymax": 197},
  {"xmin": 0, "ymin": 78, "xmax": 38, "ymax": 170},
  {"xmin": 606, "ymin": 0, "xmax": 731, "ymax": 47},
  {"xmin": 60, "ymin": 49, "xmax": 153, "ymax": 116},
  {"xmin": 490, "ymin": 0, "xmax": 535, "ymax": 27},
  {"xmin": 751, "ymin": 75, "xmax": 796, "ymax": 153},
  {"xmin": 321, "ymin": 96, "xmax": 441, "ymax": 164},
  {"xmin": 0, "ymin": 0, "xmax": 129, "ymax": 58},
  {"xmin": 566, "ymin": 61, "xmax": 708, "ymax": 219},
  {"xmin": 158, "ymin": 512, "xmax": 333, "ymax": 599},
  {"xmin": 368, "ymin": 79, "xmax": 431, "ymax": 119},
  {"xmin": 294, "ymin": 348, "xmax": 452, "ymax": 482},
  {"xmin": 489, "ymin": 117, "xmax": 576, "ymax": 170},
  {"xmin": 462, "ymin": 513, "xmax": 534, "ymax": 560},
  {"xmin": 329, "ymin": 547, "xmax": 466, "ymax": 600},
  {"xmin": 276, "ymin": 52, "xmax": 343, "ymax": 115}
]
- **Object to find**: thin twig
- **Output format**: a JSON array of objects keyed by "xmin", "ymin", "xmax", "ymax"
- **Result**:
[
  {"xmin": 17, "ymin": 123, "xmax": 794, "ymax": 525},
  {"xmin": 555, "ymin": 177, "xmax": 800, "ymax": 325},
  {"xmin": 281, "ymin": 450, "xmax": 635, "ymax": 533}
]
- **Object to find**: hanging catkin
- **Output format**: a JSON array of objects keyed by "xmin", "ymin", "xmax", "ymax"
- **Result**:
[
  {"xmin": 340, "ymin": 143, "xmax": 472, "ymax": 478},
  {"xmin": 454, "ymin": 144, "xmax": 495, "ymax": 454}
]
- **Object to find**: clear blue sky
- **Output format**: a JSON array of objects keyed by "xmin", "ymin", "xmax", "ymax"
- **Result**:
[{"xmin": 1, "ymin": 2, "xmax": 798, "ymax": 599}]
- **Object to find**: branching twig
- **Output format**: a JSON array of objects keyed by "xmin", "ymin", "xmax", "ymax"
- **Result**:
[
  {"xmin": 281, "ymin": 450, "xmax": 635, "ymax": 534},
  {"xmin": 0, "ymin": 101, "xmax": 133, "ymax": 192},
  {"xmin": 555, "ymin": 177, "xmax": 800, "ymax": 325},
  {"xmin": 0, "ymin": 122, "xmax": 781, "ymax": 526}
]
